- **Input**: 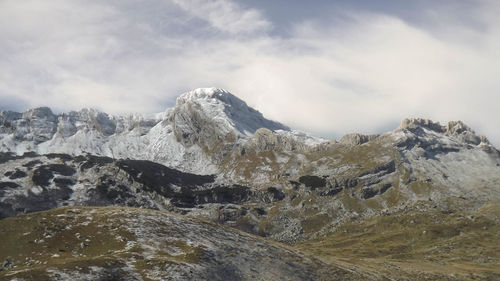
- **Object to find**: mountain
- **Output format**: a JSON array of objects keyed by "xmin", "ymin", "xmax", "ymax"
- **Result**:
[
  {"xmin": 0, "ymin": 88, "xmax": 307, "ymax": 175},
  {"xmin": 1, "ymin": 88, "xmax": 500, "ymax": 280}
]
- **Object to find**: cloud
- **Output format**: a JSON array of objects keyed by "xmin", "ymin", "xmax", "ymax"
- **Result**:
[
  {"xmin": 171, "ymin": 0, "xmax": 271, "ymax": 35},
  {"xmin": 0, "ymin": 0, "xmax": 499, "ymax": 145}
]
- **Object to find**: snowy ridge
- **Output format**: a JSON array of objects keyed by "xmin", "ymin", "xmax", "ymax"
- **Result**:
[
  {"xmin": 275, "ymin": 130, "xmax": 327, "ymax": 147},
  {"xmin": 0, "ymin": 88, "xmax": 316, "ymax": 174}
]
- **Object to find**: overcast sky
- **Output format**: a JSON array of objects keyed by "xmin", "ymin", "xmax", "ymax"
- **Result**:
[{"xmin": 0, "ymin": 0, "xmax": 499, "ymax": 144}]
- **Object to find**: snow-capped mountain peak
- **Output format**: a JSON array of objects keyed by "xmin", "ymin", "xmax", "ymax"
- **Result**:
[
  {"xmin": 0, "ymin": 88, "xmax": 301, "ymax": 174},
  {"xmin": 175, "ymin": 87, "xmax": 232, "ymax": 104},
  {"xmin": 172, "ymin": 88, "xmax": 289, "ymax": 137}
]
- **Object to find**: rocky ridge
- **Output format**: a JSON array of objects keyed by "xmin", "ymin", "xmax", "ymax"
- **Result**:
[{"xmin": 0, "ymin": 88, "xmax": 321, "ymax": 176}]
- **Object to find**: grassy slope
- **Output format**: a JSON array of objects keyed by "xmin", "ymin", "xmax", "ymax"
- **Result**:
[
  {"xmin": 0, "ymin": 207, "xmax": 180, "ymax": 281},
  {"xmin": 297, "ymin": 200, "xmax": 500, "ymax": 280},
  {"xmin": 0, "ymin": 206, "xmax": 365, "ymax": 281}
]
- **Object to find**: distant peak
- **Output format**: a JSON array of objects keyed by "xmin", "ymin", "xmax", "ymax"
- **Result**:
[
  {"xmin": 398, "ymin": 118, "xmax": 476, "ymax": 134},
  {"xmin": 176, "ymin": 88, "xmax": 236, "ymax": 105},
  {"xmin": 445, "ymin": 120, "xmax": 474, "ymax": 135},
  {"xmin": 397, "ymin": 117, "xmax": 488, "ymax": 145},
  {"xmin": 171, "ymin": 88, "xmax": 289, "ymax": 139},
  {"xmin": 183, "ymin": 87, "xmax": 227, "ymax": 97},
  {"xmin": 398, "ymin": 118, "xmax": 444, "ymax": 132},
  {"xmin": 22, "ymin": 107, "xmax": 57, "ymax": 121},
  {"xmin": 26, "ymin": 106, "xmax": 55, "ymax": 115}
]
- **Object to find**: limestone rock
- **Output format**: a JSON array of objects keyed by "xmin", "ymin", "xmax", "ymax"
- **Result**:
[
  {"xmin": 398, "ymin": 117, "xmax": 444, "ymax": 132},
  {"xmin": 171, "ymin": 88, "xmax": 288, "ymax": 148},
  {"xmin": 339, "ymin": 133, "xmax": 379, "ymax": 146},
  {"xmin": 247, "ymin": 128, "xmax": 310, "ymax": 152}
]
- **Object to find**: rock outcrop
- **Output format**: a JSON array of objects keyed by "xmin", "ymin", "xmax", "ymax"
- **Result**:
[
  {"xmin": 398, "ymin": 118, "xmax": 489, "ymax": 145},
  {"xmin": 339, "ymin": 133, "xmax": 379, "ymax": 146}
]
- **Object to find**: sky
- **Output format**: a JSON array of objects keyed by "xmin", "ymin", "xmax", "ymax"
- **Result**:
[{"xmin": 0, "ymin": 0, "xmax": 499, "ymax": 144}]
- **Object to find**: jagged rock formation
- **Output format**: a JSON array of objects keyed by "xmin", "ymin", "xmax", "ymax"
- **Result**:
[
  {"xmin": 0, "ymin": 88, "xmax": 319, "ymax": 176},
  {"xmin": 398, "ymin": 117, "xmax": 490, "ymax": 145}
]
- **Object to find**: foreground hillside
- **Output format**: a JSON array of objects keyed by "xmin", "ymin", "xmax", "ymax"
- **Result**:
[
  {"xmin": 0, "ymin": 207, "xmax": 363, "ymax": 281},
  {"xmin": 1, "ymin": 205, "xmax": 498, "ymax": 280},
  {"xmin": 298, "ymin": 199, "xmax": 500, "ymax": 280}
]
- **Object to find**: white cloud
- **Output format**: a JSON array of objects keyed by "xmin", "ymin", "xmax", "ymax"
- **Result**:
[
  {"xmin": 171, "ymin": 0, "xmax": 271, "ymax": 34},
  {"xmin": 0, "ymin": 0, "xmax": 499, "ymax": 145}
]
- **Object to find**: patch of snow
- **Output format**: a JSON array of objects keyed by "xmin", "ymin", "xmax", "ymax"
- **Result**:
[
  {"xmin": 30, "ymin": 186, "xmax": 43, "ymax": 195},
  {"xmin": 275, "ymin": 129, "xmax": 327, "ymax": 146}
]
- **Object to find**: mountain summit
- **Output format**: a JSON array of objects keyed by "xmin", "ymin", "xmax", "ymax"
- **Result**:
[
  {"xmin": 174, "ymin": 88, "xmax": 289, "ymax": 137},
  {"xmin": 168, "ymin": 88, "xmax": 290, "ymax": 156}
]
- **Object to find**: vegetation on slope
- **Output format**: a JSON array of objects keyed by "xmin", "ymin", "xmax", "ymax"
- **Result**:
[
  {"xmin": 0, "ymin": 206, "xmax": 365, "ymax": 281},
  {"xmin": 297, "ymin": 199, "xmax": 500, "ymax": 280}
]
